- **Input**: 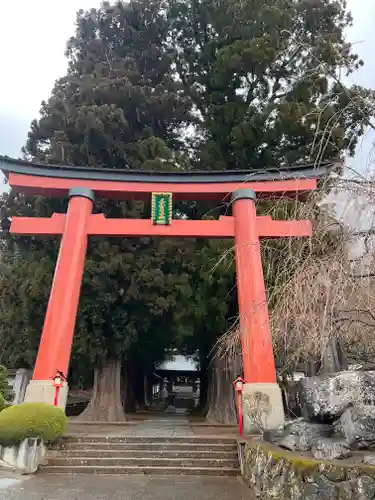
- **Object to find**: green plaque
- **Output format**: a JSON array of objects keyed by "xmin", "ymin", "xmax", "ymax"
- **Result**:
[{"xmin": 151, "ymin": 192, "xmax": 172, "ymax": 225}]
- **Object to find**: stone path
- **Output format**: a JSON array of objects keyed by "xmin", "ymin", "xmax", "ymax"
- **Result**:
[
  {"xmin": 0, "ymin": 474, "xmax": 252, "ymax": 500},
  {"xmin": 0, "ymin": 477, "xmax": 22, "ymax": 491},
  {"xmin": 68, "ymin": 411, "xmax": 196, "ymax": 438},
  {"xmin": 123, "ymin": 414, "xmax": 194, "ymax": 437}
]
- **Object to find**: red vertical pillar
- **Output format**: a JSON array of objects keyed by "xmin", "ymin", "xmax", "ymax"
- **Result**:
[
  {"xmin": 232, "ymin": 189, "xmax": 277, "ymax": 384},
  {"xmin": 33, "ymin": 187, "xmax": 95, "ymax": 381}
]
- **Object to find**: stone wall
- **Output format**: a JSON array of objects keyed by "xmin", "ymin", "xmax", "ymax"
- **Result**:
[
  {"xmin": 7, "ymin": 369, "xmax": 32, "ymax": 405},
  {"xmin": 0, "ymin": 438, "xmax": 46, "ymax": 474},
  {"xmin": 241, "ymin": 440, "xmax": 375, "ymax": 499}
]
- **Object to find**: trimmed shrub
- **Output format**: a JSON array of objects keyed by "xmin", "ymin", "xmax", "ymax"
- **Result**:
[{"xmin": 0, "ymin": 402, "xmax": 68, "ymax": 445}]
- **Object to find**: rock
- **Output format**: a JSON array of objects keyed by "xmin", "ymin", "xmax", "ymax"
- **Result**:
[
  {"xmin": 336, "ymin": 406, "xmax": 375, "ymax": 449},
  {"xmin": 264, "ymin": 418, "xmax": 333, "ymax": 452},
  {"xmin": 278, "ymin": 432, "xmax": 311, "ymax": 452},
  {"xmin": 286, "ymin": 468, "xmax": 305, "ymax": 499},
  {"xmin": 320, "ymin": 462, "xmax": 347, "ymax": 481},
  {"xmin": 311, "ymin": 438, "xmax": 352, "ymax": 460},
  {"xmin": 313, "ymin": 475, "xmax": 337, "ymax": 500},
  {"xmin": 351, "ymin": 475, "xmax": 375, "ymax": 499},
  {"xmin": 336, "ymin": 482, "xmax": 354, "ymax": 500},
  {"xmin": 302, "ymin": 483, "xmax": 320, "ymax": 500},
  {"xmin": 363, "ymin": 455, "xmax": 375, "ymax": 466},
  {"xmin": 299, "ymin": 371, "xmax": 375, "ymax": 423}
]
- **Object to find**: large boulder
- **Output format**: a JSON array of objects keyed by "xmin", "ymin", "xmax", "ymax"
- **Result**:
[
  {"xmin": 335, "ymin": 405, "xmax": 375, "ymax": 450},
  {"xmin": 311, "ymin": 438, "xmax": 352, "ymax": 460},
  {"xmin": 299, "ymin": 371, "xmax": 375, "ymax": 422},
  {"xmin": 264, "ymin": 418, "xmax": 333, "ymax": 452}
]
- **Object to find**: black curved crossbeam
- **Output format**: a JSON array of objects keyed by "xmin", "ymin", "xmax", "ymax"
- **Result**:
[{"xmin": 0, "ymin": 156, "xmax": 335, "ymax": 184}]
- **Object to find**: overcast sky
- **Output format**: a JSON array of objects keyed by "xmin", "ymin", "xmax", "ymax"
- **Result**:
[
  {"xmin": 0, "ymin": 0, "xmax": 374, "ymax": 165},
  {"xmin": 0, "ymin": 0, "xmax": 100, "ymax": 158}
]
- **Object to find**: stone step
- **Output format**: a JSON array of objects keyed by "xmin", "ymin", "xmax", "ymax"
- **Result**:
[
  {"xmin": 60, "ymin": 436, "xmax": 236, "ymax": 444},
  {"xmin": 46, "ymin": 457, "xmax": 239, "ymax": 468},
  {"xmin": 55, "ymin": 449, "xmax": 239, "ymax": 459},
  {"xmin": 46, "ymin": 434, "xmax": 240, "ymax": 477},
  {"xmin": 41, "ymin": 465, "xmax": 240, "ymax": 476},
  {"xmin": 55, "ymin": 442, "xmax": 237, "ymax": 452}
]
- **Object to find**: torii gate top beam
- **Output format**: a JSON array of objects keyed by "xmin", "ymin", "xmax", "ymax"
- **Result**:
[{"xmin": 0, "ymin": 157, "xmax": 333, "ymax": 201}]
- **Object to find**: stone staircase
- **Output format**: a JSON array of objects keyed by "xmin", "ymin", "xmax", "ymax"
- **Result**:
[
  {"xmin": 147, "ymin": 397, "xmax": 168, "ymax": 412},
  {"xmin": 43, "ymin": 436, "xmax": 240, "ymax": 476}
]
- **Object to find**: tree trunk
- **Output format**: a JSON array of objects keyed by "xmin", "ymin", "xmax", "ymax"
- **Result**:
[
  {"xmin": 135, "ymin": 373, "xmax": 146, "ymax": 409},
  {"xmin": 198, "ymin": 351, "xmax": 209, "ymax": 414},
  {"xmin": 145, "ymin": 375, "xmax": 153, "ymax": 407},
  {"xmin": 205, "ymin": 354, "xmax": 240, "ymax": 424},
  {"xmin": 121, "ymin": 358, "xmax": 137, "ymax": 413},
  {"xmin": 199, "ymin": 369, "xmax": 209, "ymax": 414},
  {"xmin": 319, "ymin": 336, "xmax": 348, "ymax": 374},
  {"xmin": 303, "ymin": 358, "xmax": 319, "ymax": 377},
  {"xmin": 77, "ymin": 357, "xmax": 127, "ymax": 421},
  {"xmin": 123, "ymin": 370, "xmax": 136, "ymax": 414}
]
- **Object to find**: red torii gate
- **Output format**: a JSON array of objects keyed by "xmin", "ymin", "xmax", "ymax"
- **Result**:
[{"xmin": 1, "ymin": 157, "xmax": 331, "ymax": 430}]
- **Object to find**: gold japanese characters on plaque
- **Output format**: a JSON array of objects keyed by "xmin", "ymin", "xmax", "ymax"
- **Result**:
[{"xmin": 151, "ymin": 192, "xmax": 173, "ymax": 225}]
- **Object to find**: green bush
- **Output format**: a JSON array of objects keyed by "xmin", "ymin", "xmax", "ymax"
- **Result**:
[
  {"xmin": 0, "ymin": 394, "xmax": 7, "ymax": 412},
  {"xmin": 0, "ymin": 402, "xmax": 68, "ymax": 445},
  {"xmin": 0, "ymin": 366, "xmax": 13, "ymax": 402}
]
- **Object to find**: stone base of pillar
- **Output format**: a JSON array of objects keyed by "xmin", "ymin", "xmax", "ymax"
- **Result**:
[
  {"xmin": 24, "ymin": 380, "xmax": 69, "ymax": 410},
  {"xmin": 242, "ymin": 383, "xmax": 284, "ymax": 434}
]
